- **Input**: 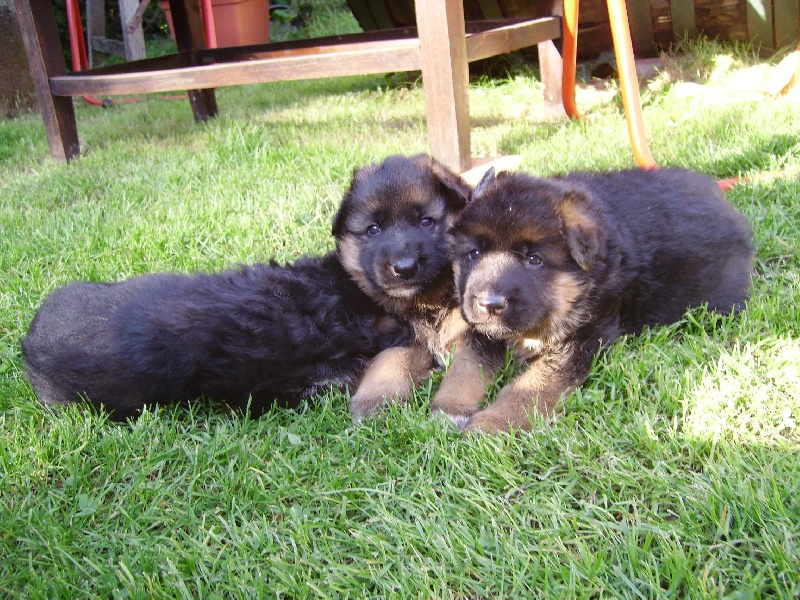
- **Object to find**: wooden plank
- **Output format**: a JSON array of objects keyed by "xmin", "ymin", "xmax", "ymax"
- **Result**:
[
  {"xmin": 80, "ymin": 27, "xmax": 420, "ymax": 77},
  {"xmin": 92, "ymin": 36, "xmax": 126, "ymax": 57},
  {"xmin": 624, "ymin": 0, "xmax": 656, "ymax": 55},
  {"xmin": 53, "ymin": 19, "xmax": 559, "ymax": 96},
  {"xmin": 347, "ymin": 0, "xmax": 379, "ymax": 31},
  {"xmin": 80, "ymin": 52, "xmax": 193, "ymax": 76},
  {"xmin": 416, "ymin": 0, "xmax": 471, "ymax": 172},
  {"xmin": 119, "ymin": 0, "xmax": 146, "ymax": 60},
  {"xmin": 221, "ymin": 35, "xmax": 420, "ymax": 59},
  {"xmin": 87, "ymin": 0, "xmax": 105, "ymax": 65},
  {"xmin": 50, "ymin": 44, "xmax": 423, "ymax": 95},
  {"xmin": 476, "ymin": 0, "xmax": 504, "ymax": 19},
  {"xmin": 669, "ymin": 0, "xmax": 696, "ymax": 40},
  {"xmin": 365, "ymin": 0, "xmax": 395, "ymax": 28},
  {"xmin": 14, "ymin": 0, "xmax": 80, "ymax": 161},
  {"xmin": 465, "ymin": 17, "xmax": 560, "ymax": 61},
  {"xmin": 746, "ymin": 0, "xmax": 774, "ymax": 50},
  {"xmin": 773, "ymin": 0, "xmax": 799, "ymax": 49},
  {"xmin": 74, "ymin": 21, "xmax": 552, "ymax": 80}
]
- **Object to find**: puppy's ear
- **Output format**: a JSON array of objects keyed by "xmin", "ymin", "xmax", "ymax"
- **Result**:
[
  {"xmin": 332, "ymin": 165, "xmax": 371, "ymax": 236},
  {"xmin": 473, "ymin": 167, "xmax": 495, "ymax": 199},
  {"xmin": 556, "ymin": 190, "xmax": 605, "ymax": 270},
  {"xmin": 414, "ymin": 154, "xmax": 471, "ymax": 210},
  {"xmin": 332, "ymin": 187, "xmax": 352, "ymax": 236},
  {"xmin": 437, "ymin": 177, "xmax": 470, "ymax": 211}
]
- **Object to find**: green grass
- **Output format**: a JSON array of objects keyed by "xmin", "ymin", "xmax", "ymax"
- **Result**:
[{"xmin": 2, "ymin": 7, "xmax": 800, "ymax": 596}]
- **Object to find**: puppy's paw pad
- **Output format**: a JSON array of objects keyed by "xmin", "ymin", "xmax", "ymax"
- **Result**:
[
  {"xmin": 431, "ymin": 409, "xmax": 469, "ymax": 430},
  {"xmin": 349, "ymin": 398, "xmax": 380, "ymax": 422}
]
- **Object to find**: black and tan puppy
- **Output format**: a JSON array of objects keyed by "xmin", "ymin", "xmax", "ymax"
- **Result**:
[
  {"xmin": 333, "ymin": 154, "xmax": 506, "ymax": 419},
  {"xmin": 445, "ymin": 167, "xmax": 755, "ymax": 433},
  {"xmin": 22, "ymin": 253, "xmax": 413, "ymax": 420}
]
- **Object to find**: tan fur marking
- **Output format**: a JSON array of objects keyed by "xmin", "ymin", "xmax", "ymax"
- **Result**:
[
  {"xmin": 349, "ymin": 344, "xmax": 434, "ymax": 420},
  {"xmin": 463, "ymin": 352, "xmax": 574, "ymax": 433},
  {"xmin": 430, "ymin": 340, "xmax": 500, "ymax": 421},
  {"xmin": 337, "ymin": 237, "xmax": 365, "ymax": 281},
  {"xmin": 557, "ymin": 192, "xmax": 601, "ymax": 270},
  {"xmin": 437, "ymin": 310, "xmax": 470, "ymax": 352},
  {"xmin": 557, "ymin": 193, "xmax": 594, "ymax": 230},
  {"xmin": 542, "ymin": 271, "xmax": 586, "ymax": 339}
]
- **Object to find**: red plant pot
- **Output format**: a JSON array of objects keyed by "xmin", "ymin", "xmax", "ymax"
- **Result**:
[{"xmin": 160, "ymin": 0, "xmax": 270, "ymax": 48}]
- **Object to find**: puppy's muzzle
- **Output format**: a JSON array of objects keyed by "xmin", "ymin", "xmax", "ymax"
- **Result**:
[
  {"xmin": 477, "ymin": 293, "xmax": 508, "ymax": 316},
  {"xmin": 391, "ymin": 257, "xmax": 420, "ymax": 280}
]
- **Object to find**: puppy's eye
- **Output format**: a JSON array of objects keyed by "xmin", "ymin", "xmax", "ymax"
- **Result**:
[
  {"xmin": 527, "ymin": 254, "xmax": 543, "ymax": 266},
  {"xmin": 467, "ymin": 249, "xmax": 481, "ymax": 261},
  {"xmin": 367, "ymin": 224, "xmax": 382, "ymax": 236},
  {"xmin": 420, "ymin": 217, "xmax": 434, "ymax": 228}
]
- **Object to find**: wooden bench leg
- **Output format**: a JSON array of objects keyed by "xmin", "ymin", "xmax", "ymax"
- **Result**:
[
  {"xmin": 538, "ymin": 39, "xmax": 565, "ymax": 121},
  {"xmin": 15, "ymin": 0, "xmax": 80, "ymax": 161},
  {"xmin": 415, "ymin": 0, "xmax": 471, "ymax": 173},
  {"xmin": 189, "ymin": 89, "xmax": 218, "ymax": 121},
  {"xmin": 168, "ymin": 0, "xmax": 218, "ymax": 121}
]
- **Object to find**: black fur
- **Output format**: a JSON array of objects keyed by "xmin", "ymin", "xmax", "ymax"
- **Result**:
[
  {"xmin": 447, "ymin": 167, "xmax": 755, "ymax": 432},
  {"xmin": 331, "ymin": 154, "xmax": 502, "ymax": 420},
  {"xmin": 21, "ymin": 253, "xmax": 413, "ymax": 420},
  {"xmin": 332, "ymin": 154, "xmax": 470, "ymax": 319}
]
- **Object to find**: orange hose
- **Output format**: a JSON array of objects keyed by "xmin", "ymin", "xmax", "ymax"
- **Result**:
[
  {"xmin": 606, "ymin": 0, "xmax": 657, "ymax": 168},
  {"xmin": 562, "ymin": 0, "xmax": 581, "ymax": 119}
]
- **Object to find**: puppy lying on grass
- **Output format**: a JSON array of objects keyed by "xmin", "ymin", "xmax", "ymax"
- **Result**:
[
  {"xmin": 332, "ymin": 154, "xmax": 506, "ymax": 421},
  {"xmin": 440, "ymin": 167, "xmax": 755, "ymax": 433},
  {"xmin": 22, "ymin": 254, "xmax": 413, "ymax": 420}
]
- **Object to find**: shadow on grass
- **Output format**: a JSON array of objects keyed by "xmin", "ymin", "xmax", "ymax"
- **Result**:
[{"xmin": 2, "ymin": 74, "xmax": 411, "ymax": 165}]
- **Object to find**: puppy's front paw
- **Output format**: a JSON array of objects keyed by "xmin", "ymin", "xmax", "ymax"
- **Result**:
[
  {"xmin": 429, "ymin": 399, "xmax": 478, "ymax": 431},
  {"xmin": 349, "ymin": 390, "xmax": 404, "ymax": 422},
  {"xmin": 349, "ymin": 345, "xmax": 433, "ymax": 422},
  {"xmin": 429, "ymin": 386, "xmax": 482, "ymax": 421},
  {"xmin": 430, "ymin": 408, "xmax": 470, "ymax": 430},
  {"xmin": 460, "ymin": 410, "xmax": 515, "ymax": 434}
]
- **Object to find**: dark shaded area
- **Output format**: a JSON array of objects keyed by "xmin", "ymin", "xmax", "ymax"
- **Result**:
[{"xmin": 0, "ymin": 2, "xmax": 36, "ymax": 117}]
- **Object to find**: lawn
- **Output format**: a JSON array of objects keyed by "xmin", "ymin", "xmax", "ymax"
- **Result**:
[{"xmin": 1, "ymin": 4, "xmax": 799, "ymax": 597}]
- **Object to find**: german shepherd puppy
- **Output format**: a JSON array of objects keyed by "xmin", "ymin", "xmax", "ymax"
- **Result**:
[
  {"xmin": 445, "ymin": 167, "xmax": 755, "ymax": 433},
  {"xmin": 333, "ymin": 154, "xmax": 507, "ymax": 420},
  {"xmin": 22, "ymin": 253, "xmax": 413, "ymax": 420}
]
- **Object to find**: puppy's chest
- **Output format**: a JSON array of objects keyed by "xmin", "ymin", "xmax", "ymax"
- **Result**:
[
  {"xmin": 511, "ymin": 337, "xmax": 546, "ymax": 362},
  {"xmin": 413, "ymin": 307, "xmax": 469, "ymax": 361}
]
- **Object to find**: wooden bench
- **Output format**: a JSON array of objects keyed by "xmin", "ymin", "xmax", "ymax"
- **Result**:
[{"xmin": 14, "ymin": 0, "xmax": 563, "ymax": 173}]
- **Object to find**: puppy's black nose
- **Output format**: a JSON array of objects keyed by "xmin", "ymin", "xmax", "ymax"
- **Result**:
[
  {"xmin": 477, "ymin": 293, "xmax": 508, "ymax": 315},
  {"xmin": 392, "ymin": 258, "xmax": 419, "ymax": 279}
]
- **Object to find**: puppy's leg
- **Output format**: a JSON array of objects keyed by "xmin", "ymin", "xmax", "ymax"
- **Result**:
[
  {"xmin": 463, "ymin": 348, "xmax": 582, "ymax": 434},
  {"xmin": 430, "ymin": 336, "xmax": 505, "ymax": 429},
  {"xmin": 350, "ymin": 344, "xmax": 434, "ymax": 420}
]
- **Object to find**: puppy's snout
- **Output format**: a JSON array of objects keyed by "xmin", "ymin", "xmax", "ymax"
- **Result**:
[
  {"xmin": 391, "ymin": 257, "xmax": 420, "ymax": 279},
  {"xmin": 477, "ymin": 293, "xmax": 508, "ymax": 316}
]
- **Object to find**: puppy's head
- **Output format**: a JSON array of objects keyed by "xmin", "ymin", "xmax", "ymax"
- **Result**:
[
  {"xmin": 449, "ymin": 170, "xmax": 606, "ymax": 342},
  {"xmin": 333, "ymin": 154, "xmax": 470, "ymax": 314}
]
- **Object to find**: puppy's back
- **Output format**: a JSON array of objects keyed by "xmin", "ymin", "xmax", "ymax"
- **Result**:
[
  {"xmin": 21, "ymin": 277, "xmax": 168, "ymax": 410},
  {"xmin": 565, "ymin": 168, "xmax": 754, "ymax": 324}
]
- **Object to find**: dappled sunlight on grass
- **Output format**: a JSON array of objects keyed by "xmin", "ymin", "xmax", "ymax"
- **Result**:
[
  {"xmin": 683, "ymin": 337, "xmax": 800, "ymax": 445},
  {"xmin": 3, "ymin": 21, "xmax": 800, "ymax": 596}
]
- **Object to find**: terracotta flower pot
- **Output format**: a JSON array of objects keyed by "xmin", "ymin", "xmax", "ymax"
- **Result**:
[{"xmin": 160, "ymin": 0, "xmax": 270, "ymax": 48}]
